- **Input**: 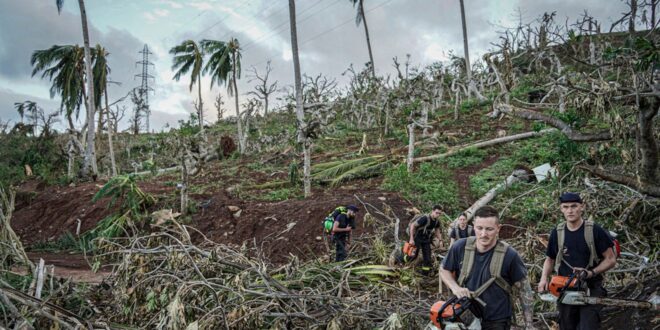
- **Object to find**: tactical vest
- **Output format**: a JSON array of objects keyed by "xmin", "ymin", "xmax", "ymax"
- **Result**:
[
  {"xmin": 452, "ymin": 225, "xmax": 474, "ymax": 239},
  {"xmin": 554, "ymin": 220, "xmax": 597, "ymax": 273},
  {"xmin": 457, "ymin": 237, "xmax": 511, "ymax": 297},
  {"xmin": 412, "ymin": 214, "xmax": 439, "ymax": 238}
]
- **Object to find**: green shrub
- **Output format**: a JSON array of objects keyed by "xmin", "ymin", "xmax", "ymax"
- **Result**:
[
  {"xmin": 441, "ymin": 147, "xmax": 487, "ymax": 169},
  {"xmin": 382, "ymin": 162, "xmax": 458, "ymax": 212}
]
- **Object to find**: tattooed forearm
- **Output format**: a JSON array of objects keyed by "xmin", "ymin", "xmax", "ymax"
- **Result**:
[{"xmin": 515, "ymin": 278, "xmax": 535, "ymax": 327}]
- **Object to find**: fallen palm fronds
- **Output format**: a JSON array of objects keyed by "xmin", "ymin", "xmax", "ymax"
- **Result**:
[
  {"xmin": 0, "ymin": 186, "xmax": 32, "ymax": 269},
  {"xmin": 311, "ymin": 155, "xmax": 393, "ymax": 187},
  {"xmin": 92, "ymin": 222, "xmax": 429, "ymax": 329}
]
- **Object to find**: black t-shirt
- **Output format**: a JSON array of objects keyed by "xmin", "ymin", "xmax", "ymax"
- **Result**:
[
  {"xmin": 414, "ymin": 215, "xmax": 440, "ymax": 242},
  {"xmin": 546, "ymin": 221, "xmax": 614, "ymax": 277},
  {"xmin": 334, "ymin": 213, "xmax": 355, "ymax": 239},
  {"xmin": 442, "ymin": 238, "xmax": 528, "ymax": 322},
  {"xmin": 450, "ymin": 226, "xmax": 474, "ymax": 239}
]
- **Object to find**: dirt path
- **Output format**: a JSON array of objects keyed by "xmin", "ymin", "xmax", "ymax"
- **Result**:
[{"xmin": 11, "ymin": 252, "xmax": 111, "ymax": 284}]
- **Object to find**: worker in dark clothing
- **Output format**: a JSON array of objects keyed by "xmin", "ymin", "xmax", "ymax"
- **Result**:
[
  {"xmin": 408, "ymin": 205, "xmax": 444, "ymax": 275},
  {"xmin": 332, "ymin": 205, "xmax": 359, "ymax": 262},
  {"xmin": 537, "ymin": 192, "xmax": 616, "ymax": 330},
  {"xmin": 449, "ymin": 212, "xmax": 475, "ymax": 246},
  {"xmin": 441, "ymin": 206, "xmax": 535, "ymax": 330}
]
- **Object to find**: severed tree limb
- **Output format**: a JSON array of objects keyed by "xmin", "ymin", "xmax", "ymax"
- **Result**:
[
  {"xmin": 578, "ymin": 165, "xmax": 660, "ymax": 197},
  {"xmin": 413, "ymin": 128, "xmax": 556, "ymax": 163},
  {"xmin": 461, "ymin": 169, "xmax": 532, "ymax": 222},
  {"xmin": 495, "ymin": 103, "xmax": 612, "ymax": 142}
]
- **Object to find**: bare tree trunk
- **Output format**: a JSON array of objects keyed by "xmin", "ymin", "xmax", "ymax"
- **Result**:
[
  {"xmin": 359, "ymin": 0, "xmax": 376, "ymax": 78},
  {"xmin": 461, "ymin": 169, "xmax": 530, "ymax": 220},
  {"xmin": 630, "ymin": 0, "xmax": 638, "ymax": 33},
  {"xmin": 421, "ymin": 104, "xmax": 429, "ymax": 137},
  {"xmin": 232, "ymin": 51, "xmax": 245, "ymax": 154},
  {"xmin": 264, "ymin": 97, "xmax": 269, "ymax": 115},
  {"xmin": 579, "ymin": 165, "xmax": 660, "ymax": 197},
  {"xmin": 459, "ymin": 0, "xmax": 472, "ymax": 83},
  {"xmin": 652, "ymin": 0, "xmax": 657, "ymax": 28},
  {"xmin": 78, "ymin": 0, "xmax": 97, "ymax": 179},
  {"xmin": 104, "ymin": 89, "xmax": 117, "ymax": 176},
  {"xmin": 197, "ymin": 74, "xmax": 204, "ymax": 130},
  {"xmin": 414, "ymin": 129, "xmax": 556, "ymax": 163},
  {"xmin": 180, "ymin": 150, "xmax": 189, "ymax": 216},
  {"xmin": 452, "ymin": 80, "xmax": 461, "ymax": 120},
  {"xmin": 496, "ymin": 104, "xmax": 612, "ymax": 142},
  {"xmin": 407, "ymin": 123, "xmax": 415, "ymax": 173},
  {"xmin": 289, "ymin": 0, "xmax": 311, "ymax": 197}
]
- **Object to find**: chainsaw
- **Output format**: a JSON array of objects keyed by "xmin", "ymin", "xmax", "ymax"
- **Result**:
[
  {"xmin": 429, "ymin": 296, "xmax": 485, "ymax": 330},
  {"xmin": 539, "ymin": 272, "xmax": 659, "ymax": 310}
]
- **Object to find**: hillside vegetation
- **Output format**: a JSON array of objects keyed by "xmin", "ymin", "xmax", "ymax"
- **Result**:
[{"xmin": 0, "ymin": 7, "xmax": 658, "ymax": 330}]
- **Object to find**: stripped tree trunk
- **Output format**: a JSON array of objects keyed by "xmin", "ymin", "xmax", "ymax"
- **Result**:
[
  {"xmin": 407, "ymin": 123, "xmax": 415, "ymax": 173},
  {"xmin": 180, "ymin": 149, "xmax": 189, "ymax": 216},
  {"xmin": 461, "ymin": 169, "xmax": 531, "ymax": 221},
  {"xmin": 78, "ymin": 0, "xmax": 98, "ymax": 179},
  {"xmin": 289, "ymin": 0, "xmax": 311, "ymax": 197},
  {"xmin": 104, "ymin": 86, "xmax": 117, "ymax": 176},
  {"xmin": 414, "ymin": 129, "xmax": 556, "ymax": 163}
]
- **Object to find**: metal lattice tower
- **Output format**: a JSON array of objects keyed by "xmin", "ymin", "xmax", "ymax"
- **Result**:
[{"xmin": 135, "ymin": 44, "xmax": 155, "ymax": 132}]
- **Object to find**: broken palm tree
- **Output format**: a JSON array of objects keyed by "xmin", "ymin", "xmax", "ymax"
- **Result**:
[{"xmin": 88, "ymin": 174, "xmax": 156, "ymax": 242}]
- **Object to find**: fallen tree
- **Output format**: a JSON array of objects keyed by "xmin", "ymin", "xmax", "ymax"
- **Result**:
[{"xmin": 413, "ymin": 128, "xmax": 556, "ymax": 163}]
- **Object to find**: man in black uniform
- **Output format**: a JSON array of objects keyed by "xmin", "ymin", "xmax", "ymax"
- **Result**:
[
  {"xmin": 332, "ymin": 205, "xmax": 359, "ymax": 262},
  {"xmin": 408, "ymin": 205, "xmax": 444, "ymax": 275},
  {"xmin": 449, "ymin": 212, "xmax": 475, "ymax": 246},
  {"xmin": 537, "ymin": 192, "xmax": 616, "ymax": 330},
  {"xmin": 440, "ymin": 206, "xmax": 535, "ymax": 330}
]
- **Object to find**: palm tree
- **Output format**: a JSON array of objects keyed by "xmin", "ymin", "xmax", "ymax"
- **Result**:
[
  {"xmin": 459, "ymin": 0, "xmax": 471, "ymax": 83},
  {"xmin": 14, "ymin": 101, "xmax": 39, "ymax": 134},
  {"xmin": 201, "ymin": 38, "xmax": 245, "ymax": 153},
  {"xmin": 458, "ymin": 0, "xmax": 486, "ymax": 101},
  {"xmin": 93, "ymin": 45, "xmax": 117, "ymax": 176},
  {"xmin": 349, "ymin": 0, "xmax": 376, "ymax": 77},
  {"xmin": 289, "ymin": 0, "xmax": 311, "ymax": 197},
  {"xmin": 31, "ymin": 45, "xmax": 86, "ymax": 130},
  {"xmin": 55, "ymin": 0, "xmax": 98, "ymax": 178},
  {"xmin": 92, "ymin": 45, "xmax": 109, "ymax": 135},
  {"xmin": 170, "ymin": 40, "xmax": 205, "ymax": 129}
]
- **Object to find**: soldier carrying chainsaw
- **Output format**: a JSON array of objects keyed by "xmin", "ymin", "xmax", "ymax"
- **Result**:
[
  {"xmin": 408, "ymin": 205, "xmax": 444, "ymax": 275},
  {"xmin": 438, "ymin": 206, "xmax": 536, "ymax": 330},
  {"xmin": 537, "ymin": 192, "xmax": 617, "ymax": 330}
]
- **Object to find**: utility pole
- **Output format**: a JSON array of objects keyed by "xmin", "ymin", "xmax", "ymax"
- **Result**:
[{"xmin": 135, "ymin": 44, "xmax": 154, "ymax": 132}]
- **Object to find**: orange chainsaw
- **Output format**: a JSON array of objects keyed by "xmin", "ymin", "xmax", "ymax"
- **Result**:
[
  {"xmin": 540, "ymin": 273, "xmax": 659, "ymax": 310},
  {"xmin": 430, "ymin": 296, "xmax": 484, "ymax": 330}
]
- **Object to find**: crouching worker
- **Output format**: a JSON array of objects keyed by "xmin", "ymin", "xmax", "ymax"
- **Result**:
[
  {"xmin": 440, "ymin": 206, "xmax": 535, "ymax": 330},
  {"xmin": 332, "ymin": 205, "xmax": 359, "ymax": 262},
  {"xmin": 408, "ymin": 205, "xmax": 444, "ymax": 275}
]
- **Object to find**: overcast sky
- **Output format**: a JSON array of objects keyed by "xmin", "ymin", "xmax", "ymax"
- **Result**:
[{"xmin": 0, "ymin": 0, "xmax": 633, "ymax": 131}]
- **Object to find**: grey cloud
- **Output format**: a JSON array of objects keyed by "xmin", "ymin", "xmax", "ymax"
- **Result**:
[{"xmin": 2, "ymin": 0, "xmax": 635, "ymax": 130}]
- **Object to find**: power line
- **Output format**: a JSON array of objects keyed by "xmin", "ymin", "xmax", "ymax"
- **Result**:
[
  {"xmin": 211, "ymin": 1, "xmax": 286, "ymax": 42},
  {"xmin": 241, "ymin": 0, "xmax": 341, "ymax": 51},
  {"xmin": 247, "ymin": 0, "xmax": 394, "ymax": 69},
  {"xmin": 193, "ymin": 0, "xmax": 255, "ymax": 39}
]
